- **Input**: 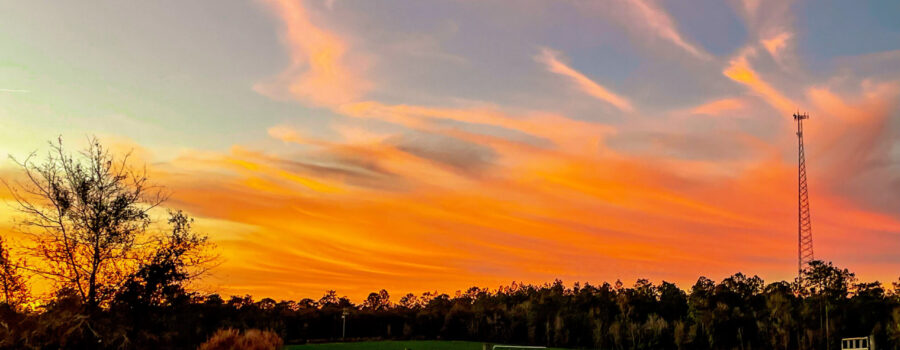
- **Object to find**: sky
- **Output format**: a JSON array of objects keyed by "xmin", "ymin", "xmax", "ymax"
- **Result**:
[{"xmin": 1, "ymin": 0, "xmax": 900, "ymax": 301}]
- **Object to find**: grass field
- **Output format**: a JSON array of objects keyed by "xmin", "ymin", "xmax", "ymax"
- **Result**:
[{"xmin": 285, "ymin": 340, "xmax": 566, "ymax": 350}]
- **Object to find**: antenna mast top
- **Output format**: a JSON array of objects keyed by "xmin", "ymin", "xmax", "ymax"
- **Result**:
[{"xmin": 794, "ymin": 113, "xmax": 810, "ymax": 137}]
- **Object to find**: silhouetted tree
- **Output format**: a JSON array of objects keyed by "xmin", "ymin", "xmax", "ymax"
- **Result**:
[
  {"xmin": 762, "ymin": 281, "xmax": 799, "ymax": 350},
  {"xmin": 799, "ymin": 260, "xmax": 857, "ymax": 350},
  {"xmin": 362, "ymin": 289, "xmax": 391, "ymax": 311},
  {"xmin": 398, "ymin": 293, "xmax": 420, "ymax": 310},
  {"xmin": 114, "ymin": 210, "xmax": 214, "ymax": 308},
  {"xmin": 0, "ymin": 236, "xmax": 28, "ymax": 308}
]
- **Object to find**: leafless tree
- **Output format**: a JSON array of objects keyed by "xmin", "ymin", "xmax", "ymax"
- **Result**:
[{"xmin": 3, "ymin": 137, "xmax": 167, "ymax": 308}]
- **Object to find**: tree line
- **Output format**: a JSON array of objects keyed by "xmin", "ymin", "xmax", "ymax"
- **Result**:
[
  {"xmin": 1, "ymin": 139, "xmax": 899, "ymax": 349},
  {"xmin": 146, "ymin": 265, "xmax": 898, "ymax": 350}
]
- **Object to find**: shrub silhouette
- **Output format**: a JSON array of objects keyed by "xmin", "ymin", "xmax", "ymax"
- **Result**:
[{"xmin": 197, "ymin": 328, "xmax": 283, "ymax": 350}]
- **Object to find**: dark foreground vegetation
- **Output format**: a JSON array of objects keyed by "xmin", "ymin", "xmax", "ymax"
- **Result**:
[
  {"xmin": 2, "ymin": 139, "xmax": 900, "ymax": 349},
  {"xmin": 284, "ymin": 340, "xmax": 568, "ymax": 350}
]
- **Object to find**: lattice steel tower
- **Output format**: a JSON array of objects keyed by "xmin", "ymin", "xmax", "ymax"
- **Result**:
[{"xmin": 794, "ymin": 112, "xmax": 814, "ymax": 277}]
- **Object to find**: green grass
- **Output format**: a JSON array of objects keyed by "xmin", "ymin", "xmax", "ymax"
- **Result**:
[
  {"xmin": 285, "ymin": 340, "xmax": 565, "ymax": 350},
  {"xmin": 285, "ymin": 340, "xmax": 483, "ymax": 350}
]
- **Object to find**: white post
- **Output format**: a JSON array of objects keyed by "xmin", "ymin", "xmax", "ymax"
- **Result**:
[{"xmin": 342, "ymin": 309, "xmax": 349, "ymax": 339}]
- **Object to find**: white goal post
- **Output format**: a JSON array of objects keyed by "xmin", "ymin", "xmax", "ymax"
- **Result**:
[{"xmin": 841, "ymin": 336, "xmax": 873, "ymax": 350}]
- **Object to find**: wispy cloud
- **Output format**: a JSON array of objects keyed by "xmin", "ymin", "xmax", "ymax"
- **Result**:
[
  {"xmin": 337, "ymin": 100, "xmax": 615, "ymax": 153},
  {"xmin": 735, "ymin": 0, "xmax": 797, "ymax": 69},
  {"xmin": 623, "ymin": 0, "xmax": 712, "ymax": 60},
  {"xmin": 535, "ymin": 48, "xmax": 634, "ymax": 113},
  {"xmin": 723, "ymin": 49, "xmax": 797, "ymax": 114},
  {"xmin": 689, "ymin": 98, "xmax": 745, "ymax": 116},
  {"xmin": 761, "ymin": 31, "xmax": 792, "ymax": 62},
  {"xmin": 253, "ymin": 0, "xmax": 370, "ymax": 107}
]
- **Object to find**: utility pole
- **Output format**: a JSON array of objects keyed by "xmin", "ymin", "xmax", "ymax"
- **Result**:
[
  {"xmin": 794, "ymin": 112, "xmax": 814, "ymax": 278},
  {"xmin": 342, "ymin": 309, "xmax": 348, "ymax": 339},
  {"xmin": 826, "ymin": 303, "xmax": 830, "ymax": 350}
]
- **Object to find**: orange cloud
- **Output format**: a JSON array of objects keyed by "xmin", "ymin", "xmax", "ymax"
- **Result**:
[
  {"xmin": 761, "ymin": 32, "xmax": 792, "ymax": 61},
  {"xmin": 535, "ymin": 48, "xmax": 634, "ymax": 113},
  {"xmin": 254, "ymin": 0, "xmax": 370, "ymax": 107},
  {"xmin": 331, "ymin": 123, "xmax": 393, "ymax": 145},
  {"xmin": 689, "ymin": 98, "xmax": 746, "ymax": 116},
  {"xmin": 723, "ymin": 51, "xmax": 797, "ymax": 114}
]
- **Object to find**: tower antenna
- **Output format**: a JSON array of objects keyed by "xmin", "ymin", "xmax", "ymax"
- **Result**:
[{"xmin": 794, "ymin": 112, "xmax": 814, "ymax": 278}]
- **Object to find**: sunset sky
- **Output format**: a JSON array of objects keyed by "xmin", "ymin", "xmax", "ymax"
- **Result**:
[{"xmin": 2, "ymin": 0, "xmax": 900, "ymax": 301}]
